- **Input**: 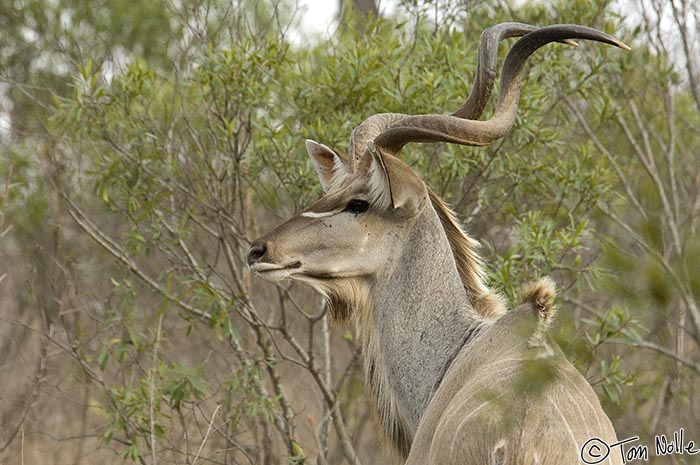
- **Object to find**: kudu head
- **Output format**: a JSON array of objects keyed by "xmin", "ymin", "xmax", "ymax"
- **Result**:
[{"xmin": 247, "ymin": 24, "xmax": 628, "ymax": 320}]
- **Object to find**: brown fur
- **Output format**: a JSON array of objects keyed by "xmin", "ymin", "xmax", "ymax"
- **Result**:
[
  {"xmin": 520, "ymin": 276, "xmax": 557, "ymax": 346},
  {"xmin": 428, "ymin": 189, "xmax": 506, "ymax": 319},
  {"xmin": 404, "ymin": 303, "xmax": 622, "ymax": 465},
  {"xmin": 324, "ymin": 278, "xmax": 366, "ymax": 325}
]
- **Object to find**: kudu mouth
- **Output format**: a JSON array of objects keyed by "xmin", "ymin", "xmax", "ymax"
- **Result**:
[
  {"xmin": 247, "ymin": 242, "xmax": 303, "ymax": 280},
  {"xmin": 248, "ymin": 261, "xmax": 302, "ymax": 272},
  {"xmin": 248, "ymin": 260, "xmax": 303, "ymax": 282}
]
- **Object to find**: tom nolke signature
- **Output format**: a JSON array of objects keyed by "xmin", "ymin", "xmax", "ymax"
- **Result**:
[{"xmin": 580, "ymin": 428, "xmax": 699, "ymax": 464}]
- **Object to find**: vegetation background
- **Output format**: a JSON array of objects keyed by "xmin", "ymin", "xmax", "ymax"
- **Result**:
[{"xmin": 0, "ymin": 0, "xmax": 698, "ymax": 463}]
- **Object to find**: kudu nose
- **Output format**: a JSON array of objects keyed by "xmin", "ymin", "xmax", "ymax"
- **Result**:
[{"xmin": 247, "ymin": 243, "xmax": 267, "ymax": 267}]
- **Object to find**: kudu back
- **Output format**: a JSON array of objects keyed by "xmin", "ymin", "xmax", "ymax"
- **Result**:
[{"xmin": 248, "ymin": 23, "xmax": 628, "ymax": 465}]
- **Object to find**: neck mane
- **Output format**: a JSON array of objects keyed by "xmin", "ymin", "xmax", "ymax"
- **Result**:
[
  {"xmin": 427, "ymin": 188, "xmax": 505, "ymax": 319},
  {"xmin": 324, "ymin": 190, "xmax": 504, "ymax": 459}
]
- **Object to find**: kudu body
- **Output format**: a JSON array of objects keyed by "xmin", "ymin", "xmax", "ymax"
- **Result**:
[{"xmin": 248, "ymin": 24, "xmax": 628, "ymax": 465}]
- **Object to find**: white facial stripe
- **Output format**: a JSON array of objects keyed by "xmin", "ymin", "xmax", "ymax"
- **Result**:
[{"xmin": 301, "ymin": 209, "xmax": 342, "ymax": 218}]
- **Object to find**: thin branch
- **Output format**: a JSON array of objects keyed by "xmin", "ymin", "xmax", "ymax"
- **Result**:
[
  {"xmin": 563, "ymin": 97, "xmax": 649, "ymax": 222},
  {"xmin": 607, "ymin": 339, "xmax": 700, "ymax": 374},
  {"xmin": 0, "ymin": 318, "xmax": 50, "ymax": 453},
  {"xmin": 62, "ymin": 193, "xmax": 211, "ymax": 321},
  {"xmin": 597, "ymin": 204, "xmax": 700, "ymax": 338},
  {"xmin": 274, "ymin": 312, "xmax": 363, "ymax": 465},
  {"xmin": 626, "ymin": 101, "xmax": 683, "ymax": 255},
  {"xmin": 318, "ymin": 306, "xmax": 332, "ymax": 465},
  {"xmin": 149, "ymin": 313, "xmax": 164, "ymax": 465},
  {"xmin": 192, "ymin": 405, "xmax": 222, "ymax": 465},
  {"xmin": 670, "ymin": 0, "xmax": 700, "ymax": 114}
]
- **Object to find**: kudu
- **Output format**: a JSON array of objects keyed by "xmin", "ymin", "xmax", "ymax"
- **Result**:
[{"xmin": 248, "ymin": 23, "xmax": 629, "ymax": 465}]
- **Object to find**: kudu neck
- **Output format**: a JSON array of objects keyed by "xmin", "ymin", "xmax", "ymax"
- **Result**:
[{"xmin": 363, "ymin": 202, "xmax": 485, "ymax": 431}]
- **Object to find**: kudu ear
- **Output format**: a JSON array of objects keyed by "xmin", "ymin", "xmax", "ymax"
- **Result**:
[
  {"xmin": 360, "ymin": 141, "xmax": 427, "ymax": 217},
  {"xmin": 306, "ymin": 140, "xmax": 349, "ymax": 192}
]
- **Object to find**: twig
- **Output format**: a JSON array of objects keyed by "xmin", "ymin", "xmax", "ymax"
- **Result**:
[
  {"xmin": 275, "ymin": 319, "xmax": 363, "ymax": 465},
  {"xmin": 597, "ymin": 203, "xmax": 700, "ymax": 337},
  {"xmin": 192, "ymin": 404, "xmax": 222, "ymax": 465},
  {"xmin": 670, "ymin": 0, "xmax": 700, "ymax": 114},
  {"xmin": 623, "ymin": 101, "xmax": 682, "ymax": 254},
  {"xmin": 607, "ymin": 339, "xmax": 700, "ymax": 374},
  {"xmin": 318, "ymin": 306, "xmax": 332, "ymax": 464},
  {"xmin": 149, "ymin": 313, "xmax": 164, "ymax": 465},
  {"xmin": 650, "ymin": 375, "xmax": 670, "ymax": 431},
  {"xmin": 62, "ymin": 192, "xmax": 211, "ymax": 321},
  {"xmin": 0, "ymin": 321, "xmax": 50, "ymax": 453},
  {"xmin": 563, "ymin": 97, "xmax": 648, "ymax": 222}
]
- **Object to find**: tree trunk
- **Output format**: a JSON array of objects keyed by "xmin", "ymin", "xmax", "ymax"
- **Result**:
[{"xmin": 338, "ymin": 0, "xmax": 379, "ymax": 34}]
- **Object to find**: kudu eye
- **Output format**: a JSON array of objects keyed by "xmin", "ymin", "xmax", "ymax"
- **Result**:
[{"xmin": 344, "ymin": 199, "xmax": 370, "ymax": 214}]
